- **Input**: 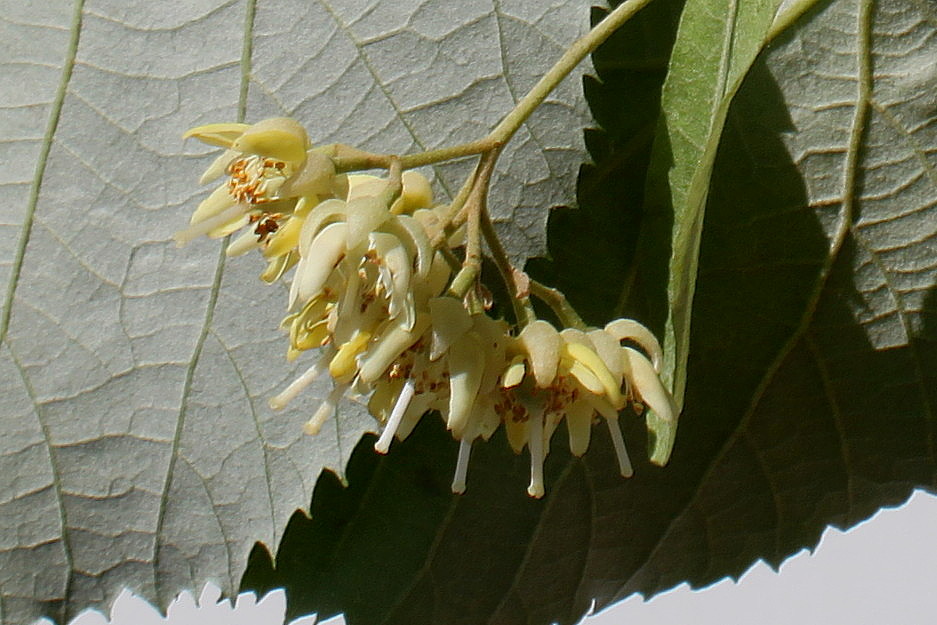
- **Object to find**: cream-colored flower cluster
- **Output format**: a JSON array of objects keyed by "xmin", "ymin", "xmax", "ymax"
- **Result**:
[{"xmin": 180, "ymin": 117, "xmax": 676, "ymax": 497}]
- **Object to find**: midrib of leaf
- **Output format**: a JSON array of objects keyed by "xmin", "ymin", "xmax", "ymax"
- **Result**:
[
  {"xmin": 0, "ymin": 0, "xmax": 85, "ymax": 346},
  {"xmin": 313, "ymin": 0, "xmax": 455, "ymax": 199},
  {"xmin": 153, "ymin": 0, "xmax": 258, "ymax": 596},
  {"xmin": 0, "ymin": 3, "xmax": 85, "ymax": 620},
  {"xmin": 5, "ymin": 344, "xmax": 74, "ymax": 624},
  {"xmin": 623, "ymin": 0, "xmax": 874, "ymax": 591}
]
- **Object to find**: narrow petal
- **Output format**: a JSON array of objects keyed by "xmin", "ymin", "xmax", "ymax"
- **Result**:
[
  {"xmin": 563, "ymin": 341, "xmax": 622, "ymax": 406},
  {"xmin": 519, "ymin": 320, "xmax": 561, "ymax": 387},
  {"xmin": 587, "ymin": 329, "xmax": 624, "ymax": 380},
  {"xmin": 226, "ymin": 228, "xmax": 261, "ymax": 257},
  {"xmin": 501, "ymin": 355, "xmax": 526, "ymax": 388},
  {"xmin": 260, "ymin": 250, "xmax": 297, "ymax": 283},
  {"xmin": 279, "ymin": 151, "xmax": 336, "ymax": 197},
  {"xmin": 200, "ymin": 149, "xmax": 239, "ymax": 185},
  {"xmin": 446, "ymin": 332, "xmax": 486, "ymax": 438},
  {"xmin": 190, "ymin": 184, "xmax": 237, "ymax": 225},
  {"xmin": 605, "ymin": 318, "xmax": 664, "ymax": 372},
  {"xmin": 369, "ymin": 232, "xmax": 412, "ymax": 325},
  {"xmin": 289, "ymin": 222, "xmax": 348, "ymax": 309},
  {"xmin": 357, "ymin": 314, "xmax": 431, "ymax": 383},
  {"xmin": 565, "ymin": 402, "xmax": 593, "ymax": 457},
  {"xmin": 231, "ymin": 117, "xmax": 308, "ymax": 163},
  {"xmin": 174, "ymin": 204, "xmax": 247, "ymax": 246},
  {"xmin": 346, "ymin": 175, "xmax": 388, "ymax": 201},
  {"xmin": 504, "ymin": 413, "xmax": 529, "ymax": 454},
  {"xmin": 263, "ymin": 214, "xmax": 305, "ymax": 259},
  {"xmin": 428, "ymin": 297, "xmax": 472, "ymax": 361},
  {"xmin": 383, "ymin": 215, "xmax": 433, "ymax": 279},
  {"xmin": 299, "ymin": 198, "xmax": 348, "ymax": 252},
  {"xmin": 183, "ymin": 122, "xmax": 250, "ymax": 148},
  {"xmin": 347, "ymin": 196, "xmax": 391, "ymax": 249},
  {"xmin": 367, "ymin": 378, "xmax": 404, "ymax": 423},
  {"xmin": 394, "ymin": 393, "xmax": 433, "ymax": 442},
  {"xmin": 329, "ymin": 331, "xmax": 372, "ymax": 382},
  {"xmin": 622, "ymin": 347, "xmax": 677, "ymax": 422},
  {"xmin": 392, "ymin": 170, "xmax": 433, "ymax": 214}
]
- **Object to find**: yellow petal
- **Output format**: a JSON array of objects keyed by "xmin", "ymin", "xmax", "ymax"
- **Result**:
[
  {"xmin": 518, "ymin": 320, "xmax": 560, "ymax": 387},
  {"xmin": 368, "ymin": 378, "xmax": 405, "ymax": 423},
  {"xmin": 346, "ymin": 196, "xmax": 391, "ymax": 249},
  {"xmin": 428, "ymin": 297, "xmax": 472, "ymax": 361},
  {"xmin": 190, "ymin": 184, "xmax": 237, "ymax": 224},
  {"xmin": 183, "ymin": 122, "xmax": 250, "ymax": 148},
  {"xmin": 279, "ymin": 152, "xmax": 336, "ymax": 198},
  {"xmin": 563, "ymin": 341, "xmax": 622, "ymax": 406},
  {"xmin": 263, "ymin": 215, "xmax": 304, "ymax": 259},
  {"xmin": 357, "ymin": 314, "xmax": 431, "ymax": 384},
  {"xmin": 605, "ymin": 318, "xmax": 663, "ymax": 372},
  {"xmin": 207, "ymin": 212, "xmax": 250, "ymax": 238},
  {"xmin": 226, "ymin": 228, "xmax": 261, "ymax": 257},
  {"xmin": 391, "ymin": 170, "xmax": 433, "ymax": 214},
  {"xmin": 622, "ymin": 347, "xmax": 677, "ymax": 423},
  {"xmin": 329, "ymin": 331, "xmax": 372, "ymax": 382},
  {"xmin": 564, "ymin": 357, "xmax": 604, "ymax": 395},
  {"xmin": 501, "ymin": 355, "xmax": 526, "ymax": 388},
  {"xmin": 446, "ymin": 331, "xmax": 486, "ymax": 438},
  {"xmin": 200, "ymin": 149, "xmax": 239, "ymax": 184},
  {"xmin": 346, "ymin": 175, "xmax": 389, "ymax": 201},
  {"xmin": 504, "ymin": 414, "xmax": 529, "ymax": 454},
  {"xmin": 289, "ymin": 222, "xmax": 348, "ymax": 309},
  {"xmin": 587, "ymin": 329, "xmax": 624, "ymax": 380},
  {"xmin": 299, "ymin": 198, "xmax": 348, "ymax": 252},
  {"xmin": 231, "ymin": 117, "xmax": 308, "ymax": 163},
  {"xmin": 260, "ymin": 250, "xmax": 298, "ymax": 283},
  {"xmin": 565, "ymin": 401, "xmax": 594, "ymax": 457}
]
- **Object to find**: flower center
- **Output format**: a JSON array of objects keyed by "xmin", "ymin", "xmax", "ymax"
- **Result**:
[{"xmin": 226, "ymin": 155, "xmax": 291, "ymax": 204}]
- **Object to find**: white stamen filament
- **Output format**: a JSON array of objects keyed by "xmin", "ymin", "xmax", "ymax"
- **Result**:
[
  {"xmin": 303, "ymin": 382, "xmax": 348, "ymax": 436},
  {"xmin": 527, "ymin": 413, "xmax": 545, "ymax": 498},
  {"xmin": 451, "ymin": 437, "xmax": 473, "ymax": 494},
  {"xmin": 375, "ymin": 378, "xmax": 415, "ymax": 453},
  {"xmin": 268, "ymin": 350, "xmax": 331, "ymax": 410},
  {"xmin": 606, "ymin": 416, "xmax": 634, "ymax": 477}
]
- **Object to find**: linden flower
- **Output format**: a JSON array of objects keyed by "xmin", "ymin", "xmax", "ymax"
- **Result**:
[
  {"xmin": 498, "ymin": 319, "xmax": 676, "ymax": 498},
  {"xmin": 366, "ymin": 297, "xmax": 509, "ymax": 493},
  {"xmin": 269, "ymin": 185, "xmax": 450, "ymax": 437},
  {"xmin": 176, "ymin": 118, "xmax": 346, "ymax": 281}
]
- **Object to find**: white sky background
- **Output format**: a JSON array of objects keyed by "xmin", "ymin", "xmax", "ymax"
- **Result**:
[{"xmin": 43, "ymin": 489, "xmax": 937, "ymax": 625}]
